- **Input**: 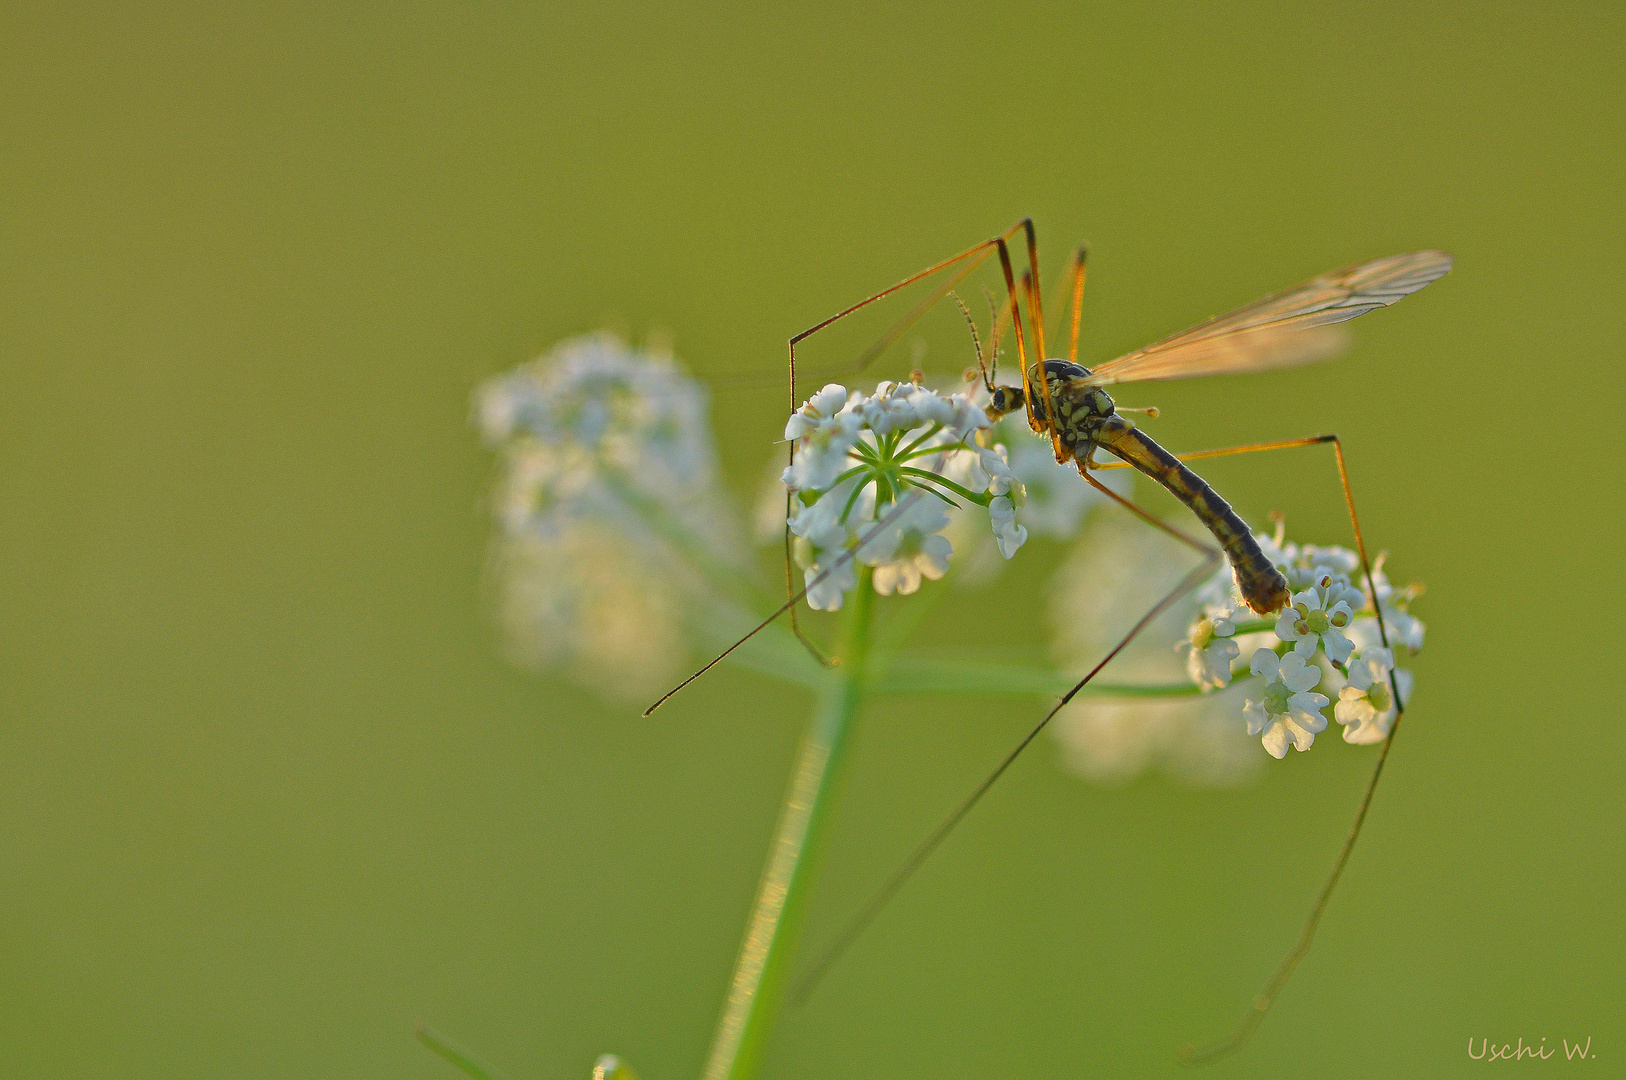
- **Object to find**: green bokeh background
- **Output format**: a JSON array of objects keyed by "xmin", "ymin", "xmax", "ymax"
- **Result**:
[{"xmin": 4, "ymin": 3, "xmax": 1622, "ymax": 1077}]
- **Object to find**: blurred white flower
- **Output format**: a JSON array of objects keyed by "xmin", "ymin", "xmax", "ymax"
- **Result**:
[
  {"xmin": 1052, "ymin": 683, "xmax": 1261, "ymax": 788},
  {"xmin": 1049, "ymin": 512, "xmax": 1263, "ymax": 787},
  {"xmin": 475, "ymin": 332, "xmax": 738, "ymax": 553},
  {"xmin": 1369, "ymin": 570, "xmax": 1427, "ymax": 652},
  {"xmin": 490, "ymin": 525, "xmax": 685, "ymax": 698},
  {"xmin": 1243, "ymin": 649, "xmax": 1330, "ymax": 758},
  {"xmin": 1335, "ymin": 647, "xmax": 1413, "ymax": 744},
  {"xmin": 474, "ymin": 334, "xmax": 740, "ymax": 698}
]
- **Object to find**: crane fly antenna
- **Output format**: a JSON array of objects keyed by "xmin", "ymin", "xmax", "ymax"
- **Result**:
[
  {"xmin": 949, "ymin": 290, "xmax": 991, "ymax": 390},
  {"xmin": 788, "ymin": 550, "xmax": 1221, "ymax": 1006},
  {"xmin": 982, "ymin": 285, "xmax": 1011, "ymax": 384}
]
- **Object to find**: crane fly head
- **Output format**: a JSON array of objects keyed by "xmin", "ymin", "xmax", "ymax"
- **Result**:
[{"xmin": 984, "ymin": 384, "xmax": 1026, "ymax": 423}]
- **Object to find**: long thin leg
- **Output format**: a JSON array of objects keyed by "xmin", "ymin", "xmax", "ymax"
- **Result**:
[
  {"xmin": 787, "ymin": 491, "xmax": 1222, "ymax": 1006},
  {"xmin": 1066, "ymin": 245, "xmax": 1088, "ymax": 365},
  {"xmin": 645, "ymin": 487, "xmax": 932, "ymax": 716},
  {"xmin": 1081, "ymin": 468, "xmax": 1215, "ymax": 557},
  {"xmin": 996, "ymin": 240, "xmax": 1068, "ymax": 468},
  {"xmin": 783, "ymin": 490, "xmax": 835, "ymax": 666},
  {"xmin": 1182, "ymin": 436, "xmax": 1406, "ymax": 1066},
  {"xmin": 1022, "ymin": 219, "xmax": 1048, "ymax": 362},
  {"xmin": 789, "ymin": 220, "xmax": 1034, "ymax": 407},
  {"xmin": 782, "ymin": 221, "xmax": 1034, "ymax": 662},
  {"xmin": 1084, "ymin": 432, "xmax": 1409, "ymax": 1065},
  {"xmin": 1090, "ymin": 433, "xmax": 1338, "ymax": 472}
]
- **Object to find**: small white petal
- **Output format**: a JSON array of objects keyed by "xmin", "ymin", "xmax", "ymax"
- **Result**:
[
  {"xmin": 1334, "ymin": 695, "xmax": 1376, "ymax": 725},
  {"xmin": 1287, "ymin": 694, "xmax": 1329, "ymax": 731},
  {"xmin": 1284, "ymin": 718, "xmax": 1317, "ymax": 752},
  {"xmin": 1249, "ymin": 648, "xmax": 1281, "ymax": 680},
  {"xmin": 1280, "ymin": 654, "xmax": 1322, "ymax": 693},
  {"xmin": 1243, "ymin": 700, "xmax": 1269, "ymax": 737},
  {"xmin": 1321, "ymin": 628, "xmax": 1355, "ymax": 664}
]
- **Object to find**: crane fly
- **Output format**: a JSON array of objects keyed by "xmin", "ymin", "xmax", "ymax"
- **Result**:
[
  {"xmin": 646, "ymin": 220, "xmax": 1450, "ymax": 1063},
  {"xmin": 979, "ymin": 243, "xmax": 1450, "ymax": 614}
]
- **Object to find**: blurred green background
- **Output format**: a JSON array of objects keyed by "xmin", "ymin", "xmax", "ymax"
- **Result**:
[{"xmin": 3, "ymin": 2, "xmax": 1622, "ymax": 1077}]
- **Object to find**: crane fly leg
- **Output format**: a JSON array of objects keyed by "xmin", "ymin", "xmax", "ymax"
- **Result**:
[
  {"xmin": 1088, "ymin": 431, "xmax": 1410, "ymax": 1066},
  {"xmin": 788, "ymin": 540, "xmax": 1220, "ymax": 1007}
]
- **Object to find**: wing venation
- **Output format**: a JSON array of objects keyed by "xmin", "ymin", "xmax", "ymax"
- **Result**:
[{"xmin": 1080, "ymin": 250, "xmax": 1451, "ymax": 388}]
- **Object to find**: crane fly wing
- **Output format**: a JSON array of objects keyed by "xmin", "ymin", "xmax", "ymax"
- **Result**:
[
  {"xmin": 1079, "ymin": 250, "xmax": 1452, "ymax": 387},
  {"xmin": 1079, "ymin": 323, "xmax": 1352, "ymax": 386}
]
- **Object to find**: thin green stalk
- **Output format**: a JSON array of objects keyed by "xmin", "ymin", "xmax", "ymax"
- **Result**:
[
  {"xmin": 415, "ymin": 1024, "xmax": 513, "ymax": 1080},
  {"xmin": 699, "ymin": 571, "xmax": 875, "ymax": 1080},
  {"xmin": 872, "ymin": 653, "xmax": 1204, "ymax": 698}
]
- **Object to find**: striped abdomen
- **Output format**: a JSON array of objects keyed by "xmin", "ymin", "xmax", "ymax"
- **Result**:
[{"xmin": 1102, "ymin": 427, "xmax": 1290, "ymax": 614}]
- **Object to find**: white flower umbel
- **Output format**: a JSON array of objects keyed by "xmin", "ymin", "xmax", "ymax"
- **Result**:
[
  {"xmin": 782, "ymin": 380, "xmax": 1025, "ymax": 610},
  {"xmin": 1334, "ymin": 647, "xmax": 1414, "ymax": 745},
  {"xmin": 1243, "ymin": 649, "xmax": 1330, "ymax": 758},
  {"xmin": 1170, "ymin": 524, "xmax": 1427, "ymax": 758}
]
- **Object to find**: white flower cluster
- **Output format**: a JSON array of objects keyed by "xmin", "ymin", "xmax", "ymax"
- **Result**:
[
  {"xmin": 782, "ymin": 381, "xmax": 1033, "ymax": 610},
  {"xmin": 1181, "ymin": 532, "xmax": 1425, "ymax": 758},
  {"xmin": 474, "ymin": 334, "xmax": 739, "ymax": 697},
  {"xmin": 476, "ymin": 333, "xmax": 730, "ymax": 550}
]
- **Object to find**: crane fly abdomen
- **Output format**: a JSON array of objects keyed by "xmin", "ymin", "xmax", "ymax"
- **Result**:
[
  {"xmin": 1101, "ymin": 427, "xmax": 1290, "ymax": 614},
  {"xmin": 1020, "ymin": 359, "xmax": 1290, "ymax": 615}
]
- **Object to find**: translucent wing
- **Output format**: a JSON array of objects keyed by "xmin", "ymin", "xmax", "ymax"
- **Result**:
[{"xmin": 1080, "ymin": 250, "xmax": 1452, "ymax": 387}]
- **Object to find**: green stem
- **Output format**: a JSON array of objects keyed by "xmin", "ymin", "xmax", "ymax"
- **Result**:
[
  {"xmin": 871, "ymin": 654, "xmax": 1204, "ymax": 697},
  {"xmin": 897, "ymin": 467, "xmax": 992, "ymax": 505},
  {"xmin": 699, "ymin": 571, "xmax": 875, "ymax": 1080}
]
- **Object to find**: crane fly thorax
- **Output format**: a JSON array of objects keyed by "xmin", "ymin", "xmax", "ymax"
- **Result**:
[{"xmin": 1026, "ymin": 359, "xmax": 1118, "ymax": 455}]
